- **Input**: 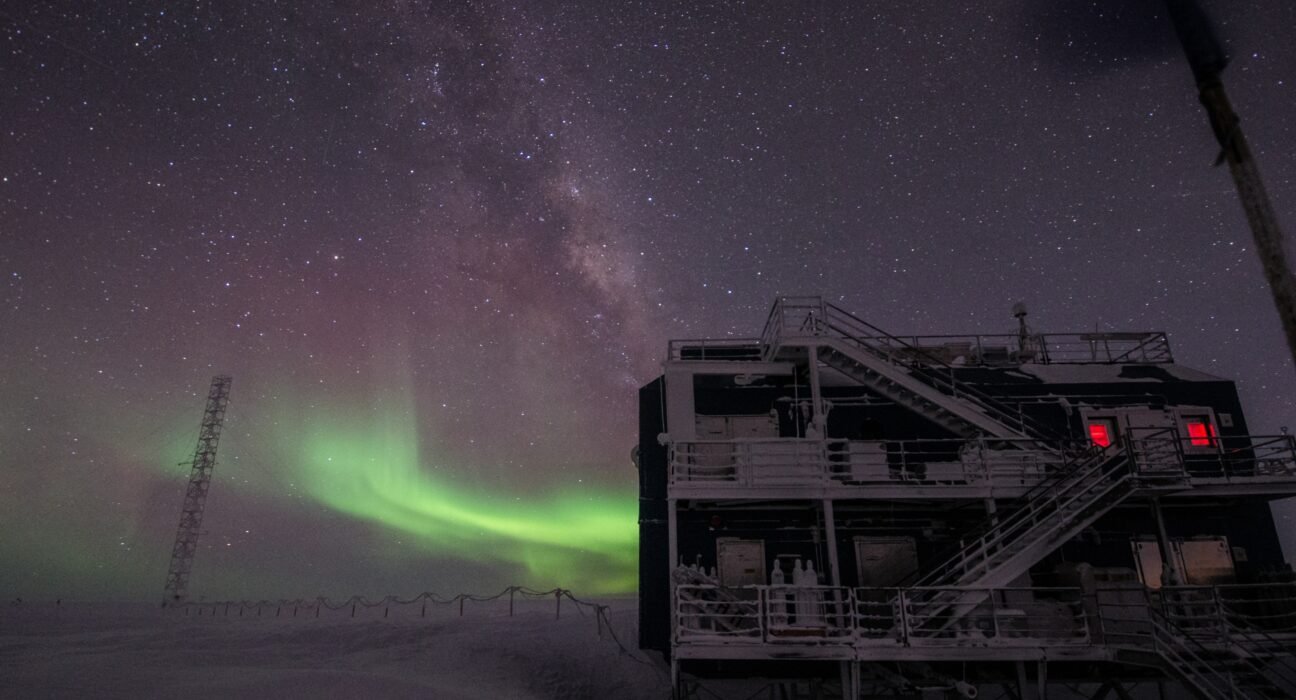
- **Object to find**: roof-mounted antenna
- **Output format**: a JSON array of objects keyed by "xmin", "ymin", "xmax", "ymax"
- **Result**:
[{"xmin": 1012, "ymin": 302, "xmax": 1029, "ymax": 350}]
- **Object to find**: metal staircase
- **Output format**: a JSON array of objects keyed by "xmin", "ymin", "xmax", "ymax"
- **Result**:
[
  {"xmin": 761, "ymin": 297, "xmax": 1059, "ymax": 442},
  {"xmin": 902, "ymin": 429, "xmax": 1191, "ymax": 634},
  {"xmin": 817, "ymin": 341, "xmax": 1030, "ymax": 441},
  {"xmin": 1125, "ymin": 602, "xmax": 1296, "ymax": 700},
  {"xmin": 915, "ymin": 450, "xmax": 1140, "ymax": 590}
]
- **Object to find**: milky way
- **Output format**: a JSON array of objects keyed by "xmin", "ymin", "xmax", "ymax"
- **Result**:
[{"xmin": 2, "ymin": 1, "xmax": 1293, "ymax": 599}]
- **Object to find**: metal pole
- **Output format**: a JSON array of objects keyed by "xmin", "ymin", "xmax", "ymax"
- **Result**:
[{"xmin": 1166, "ymin": 0, "xmax": 1296, "ymax": 370}]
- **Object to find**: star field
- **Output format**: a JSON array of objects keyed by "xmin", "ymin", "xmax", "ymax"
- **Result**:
[{"xmin": 1, "ymin": 1, "xmax": 1293, "ymax": 599}]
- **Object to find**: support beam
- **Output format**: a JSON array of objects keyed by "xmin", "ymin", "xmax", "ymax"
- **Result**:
[
  {"xmin": 823, "ymin": 499, "xmax": 841, "ymax": 586},
  {"xmin": 1150, "ymin": 498, "xmax": 1185, "ymax": 586},
  {"xmin": 667, "ymin": 498, "xmax": 678, "ymax": 647},
  {"xmin": 807, "ymin": 345, "xmax": 826, "ymax": 436},
  {"xmin": 667, "ymin": 499, "xmax": 678, "ymax": 570}
]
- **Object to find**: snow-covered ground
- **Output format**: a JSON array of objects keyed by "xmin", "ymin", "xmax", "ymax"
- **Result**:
[{"xmin": 0, "ymin": 597, "xmax": 668, "ymax": 699}]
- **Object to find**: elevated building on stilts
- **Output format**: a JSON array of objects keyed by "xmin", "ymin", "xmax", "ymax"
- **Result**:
[{"xmin": 637, "ymin": 296, "xmax": 1296, "ymax": 699}]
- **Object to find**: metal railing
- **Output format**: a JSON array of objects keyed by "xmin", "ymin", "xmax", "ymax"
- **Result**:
[
  {"xmin": 1210, "ymin": 583, "xmax": 1296, "ymax": 635},
  {"xmin": 675, "ymin": 585, "xmax": 1089, "ymax": 649},
  {"xmin": 901, "ymin": 587, "xmax": 1090, "ymax": 647},
  {"xmin": 910, "ymin": 429, "xmax": 1187, "ymax": 591},
  {"xmin": 758, "ymin": 296, "xmax": 1172, "ymax": 366},
  {"xmin": 666, "ymin": 338, "xmax": 764, "ymax": 362},
  {"xmin": 668, "ymin": 434, "xmax": 1296, "ymax": 493},
  {"xmin": 1096, "ymin": 586, "xmax": 1296, "ymax": 699},
  {"xmin": 762, "ymin": 297, "xmax": 1063, "ymax": 441},
  {"xmin": 1180, "ymin": 434, "xmax": 1296, "ymax": 481},
  {"xmin": 668, "ymin": 437, "xmax": 1066, "ymax": 489}
]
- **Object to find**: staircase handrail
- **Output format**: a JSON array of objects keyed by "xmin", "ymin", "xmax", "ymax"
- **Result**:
[
  {"xmin": 1148, "ymin": 608, "xmax": 1248, "ymax": 700},
  {"xmin": 896, "ymin": 443, "xmax": 1115, "ymax": 588},
  {"xmin": 1150, "ymin": 591, "xmax": 1294, "ymax": 700},
  {"xmin": 1107, "ymin": 332, "xmax": 1173, "ymax": 364},
  {"xmin": 819, "ymin": 301, "xmax": 1065, "ymax": 442},
  {"xmin": 762, "ymin": 297, "xmax": 1064, "ymax": 441},
  {"xmin": 902, "ymin": 426, "xmax": 1188, "ymax": 590},
  {"xmin": 1210, "ymin": 591, "xmax": 1296, "ymax": 695},
  {"xmin": 1223, "ymin": 620, "xmax": 1296, "ymax": 693},
  {"xmin": 911, "ymin": 449, "xmax": 1137, "ymax": 590}
]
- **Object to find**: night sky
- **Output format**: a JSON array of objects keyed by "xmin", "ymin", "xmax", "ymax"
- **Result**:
[{"xmin": 2, "ymin": 1, "xmax": 1294, "ymax": 601}]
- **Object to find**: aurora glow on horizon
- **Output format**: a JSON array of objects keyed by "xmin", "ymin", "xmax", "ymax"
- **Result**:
[
  {"xmin": 294, "ymin": 403, "xmax": 638, "ymax": 594},
  {"xmin": 3, "ymin": 1, "xmax": 1295, "ymax": 601}
]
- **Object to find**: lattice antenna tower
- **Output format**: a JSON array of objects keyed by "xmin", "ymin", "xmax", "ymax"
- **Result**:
[{"xmin": 163, "ymin": 375, "xmax": 233, "ymax": 605}]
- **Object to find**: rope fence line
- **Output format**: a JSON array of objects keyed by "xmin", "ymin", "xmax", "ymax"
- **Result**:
[{"xmin": 170, "ymin": 586, "xmax": 652, "ymax": 666}]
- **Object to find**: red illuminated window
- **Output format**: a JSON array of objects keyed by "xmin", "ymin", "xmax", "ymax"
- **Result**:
[
  {"xmin": 1088, "ymin": 422, "xmax": 1113, "ymax": 448},
  {"xmin": 1185, "ymin": 419, "xmax": 1218, "ymax": 447}
]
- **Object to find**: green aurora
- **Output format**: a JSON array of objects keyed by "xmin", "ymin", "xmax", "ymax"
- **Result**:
[{"xmin": 285, "ymin": 403, "xmax": 639, "ymax": 594}]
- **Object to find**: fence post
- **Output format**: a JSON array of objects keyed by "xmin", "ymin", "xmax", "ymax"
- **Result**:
[
  {"xmin": 509, "ymin": 587, "xmax": 515, "ymax": 616},
  {"xmin": 421, "ymin": 599, "xmax": 427, "ymax": 618},
  {"xmin": 351, "ymin": 603, "xmax": 356, "ymax": 618},
  {"xmin": 276, "ymin": 606, "xmax": 281, "ymax": 617},
  {"xmin": 459, "ymin": 597, "xmax": 464, "ymax": 617},
  {"xmin": 225, "ymin": 603, "xmax": 230, "ymax": 617},
  {"xmin": 315, "ymin": 604, "xmax": 320, "ymax": 618},
  {"xmin": 556, "ymin": 590, "xmax": 562, "ymax": 619},
  {"xmin": 384, "ymin": 605, "xmax": 389, "ymax": 618}
]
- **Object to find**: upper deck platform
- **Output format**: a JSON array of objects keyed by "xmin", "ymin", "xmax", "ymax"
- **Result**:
[{"xmin": 667, "ymin": 296, "xmax": 1174, "ymax": 368}]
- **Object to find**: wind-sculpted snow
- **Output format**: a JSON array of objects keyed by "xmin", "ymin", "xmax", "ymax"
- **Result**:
[{"xmin": 0, "ymin": 599, "xmax": 664, "ymax": 699}]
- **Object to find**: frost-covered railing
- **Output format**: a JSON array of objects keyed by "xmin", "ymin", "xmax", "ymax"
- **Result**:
[
  {"xmin": 675, "ymin": 585, "xmax": 1088, "ymax": 648},
  {"xmin": 668, "ymin": 435, "xmax": 1296, "ymax": 491},
  {"xmin": 1095, "ymin": 584, "xmax": 1296, "ymax": 695},
  {"xmin": 668, "ymin": 438, "xmax": 1065, "ymax": 489},
  {"xmin": 1157, "ymin": 584, "xmax": 1296, "ymax": 637},
  {"xmin": 900, "ymin": 587, "xmax": 1089, "ymax": 647},
  {"xmin": 759, "ymin": 296, "xmax": 1173, "ymax": 365},
  {"xmin": 1096, "ymin": 584, "xmax": 1296, "ymax": 644},
  {"xmin": 1179, "ymin": 434, "xmax": 1296, "ymax": 481}
]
